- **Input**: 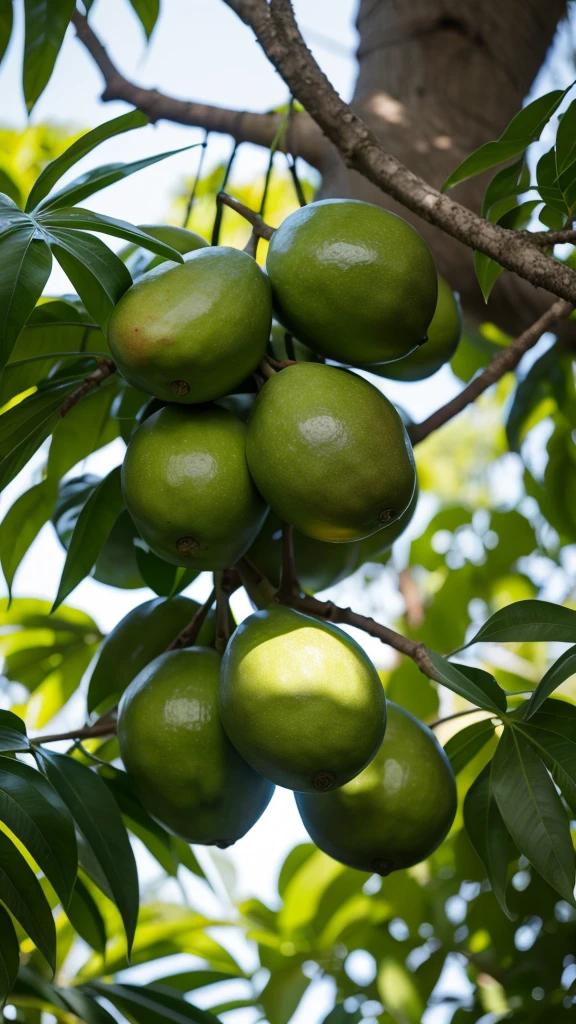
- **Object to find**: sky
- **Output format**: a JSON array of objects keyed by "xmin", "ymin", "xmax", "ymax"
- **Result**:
[{"xmin": 0, "ymin": 2, "xmax": 574, "ymax": 1022}]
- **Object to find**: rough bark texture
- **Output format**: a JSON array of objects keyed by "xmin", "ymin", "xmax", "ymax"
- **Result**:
[{"xmin": 321, "ymin": 0, "xmax": 568, "ymax": 331}]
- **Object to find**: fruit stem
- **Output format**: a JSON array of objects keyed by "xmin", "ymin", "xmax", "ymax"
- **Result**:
[
  {"xmin": 214, "ymin": 572, "xmax": 234, "ymax": 653},
  {"xmin": 217, "ymin": 192, "xmax": 276, "ymax": 241},
  {"xmin": 166, "ymin": 587, "xmax": 217, "ymax": 651}
]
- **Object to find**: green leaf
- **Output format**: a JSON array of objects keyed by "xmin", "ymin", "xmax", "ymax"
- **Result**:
[
  {"xmin": 0, "ymin": 227, "xmax": 52, "ymax": 369},
  {"xmin": 53, "ymin": 466, "xmax": 125, "ymax": 609},
  {"xmin": 260, "ymin": 963, "xmax": 311, "ymax": 1024},
  {"xmin": 48, "ymin": 382, "xmax": 120, "ymax": 482},
  {"xmin": 0, "ymin": 902, "xmax": 18, "ymax": 1008},
  {"xmin": 99, "ymin": 766, "xmax": 179, "ymax": 878},
  {"xmin": 0, "ymin": 415, "xmax": 57, "ymax": 494},
  {"xmin": 58, "ymin": 987, "xmax": 117, "ymax": 1024},
  {"xmin": 426, "ymin": 652, "xmax": 506, "ymax": 714},
  {"xmin": 0, "ymin": 171, "xmax": 21, "ymax": 208},
  {"xmin": 0, "ymin": 0, "xmax": 13, "ymax": 66},
  {"xmin": 511, "ymin": 700, "xmax": 576, "ymax": 813},
  {"xmin": 26, "ymin": 110, "xmax": 148, "ymax": 212},
  {"xmin": 442, "ymin": 88, "xmax": 568, "ymax": 191},
  {"xmin": 134, "ymin": 543, "xmax": 198, "ymax": 598},
  {"xmin": 322, "ymin": 1006, "xmax": 362, "ymax": 1024},
  {"xmin": 0, "ymin": 827, "xmax": 56, "ymax": 970},
  {"xmin": 505, "ymin": 343, "xmax": 566, "ymax": 452},
  {"xmin": 525, "ymin": 647, "xmax": 576, "ymax": 718},
  {"xmin": 555, "ymin": 97, "xmax": 576, "ymax": 176},
  {"xmin": 0, "ymin": 755, "xmax": 77, "ymax": 906},
  {"xmin": 89, "ymin": 982, "xmax": 219, "ymax": 1023},
  {"xmin": 0, "ymin": 710, "xmax": 30, "ymax": 753},
  {"xmin": 34, "ymin": 748, "xmax": 139, "ymax": 955},
  {"xmin": 444, "ymin": 718, "xmax": 495, "ymax": 774},
  {"xmin": 36, "ymin": 144, "xmax": 198, "ymax": 213},
  {"xmin": 474, "ymin": 200, "xmax": 541, "ymax": 302},
  {"xmin": 22, "ymin": 0, "xmax": 76, "ymax": 112},
  {"xmin": 482, "ymin": 158, "xmax": 530, "ymax": 218},
  {"xmin": 48, "ymin": 230, "xmax": 131, "ymax": 332},
  {"xmin": 462, "ymin": 600, "xmax": 576, "ymax": 647},
  {"xmin": 491, "ymin": 726, "xmax": 575, "ymax": 904},
  {"xmin": 0, "ymin": 379, "xmax": 80, "ymax": 460},
  {"xmin": 0, "ymin": 480, "xmax": 54, "ymax": 597},
  {"xmin": 66, "ymin": 877, "xmax": 106, "ymax": 955},
  {"xmin": 38, "ymin": 208, "xmax": 185, "ymax": 263},
  {"xmin": 463, "ymin": 764, "xmax": 512, "ymax": 917},
  {"xmin": 128, "ymin": 0, "xmax": 160, "ymax": 38},
  {"xmin": 536, "ymin": 147, "xmax": 568, "ymax": 215}
]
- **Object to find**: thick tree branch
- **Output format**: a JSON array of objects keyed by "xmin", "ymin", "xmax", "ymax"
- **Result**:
[
  {"xmin": 71, "ymin": 10, "xmax": 327, "ymax": 169},
  {"xmin": 236, "ymin": 556, "xmax": 441, "ymax": 682},
  {"xmin": 225, "ymin": 0, "xmax": 576, "ymax": 304},
  {"xmin": 408, "ymin": 297, "xmax": 573, "ymax": 444}
]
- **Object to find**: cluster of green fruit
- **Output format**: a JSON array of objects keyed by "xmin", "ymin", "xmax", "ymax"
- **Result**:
[{"xmin": 85, "ymin": 199, "xmax": 461, "ymax": 873}]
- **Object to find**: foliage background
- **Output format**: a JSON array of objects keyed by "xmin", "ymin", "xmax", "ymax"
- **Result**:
[{"xmin": 0, "ymin": 3, "xmax": 576, "ymax": 1024}]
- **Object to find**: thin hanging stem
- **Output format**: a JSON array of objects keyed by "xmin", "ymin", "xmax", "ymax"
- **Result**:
[
  {"xmin": 277, "ymin": 522, "xmax": 300, "ymax": 601},
  {"xmin": 212, "ymin": 135, "xmax": 241, "ymax": 245},
  {"xmin": 166, "ymin": 587, "xmax": 217, "ymax": 650},
  {"xmin": 286, "ymin": 96, "xmax": 307, "ymax": 207},
  {"xmin": 183, "ymin": 129, "xmax": 210, "ymax": 228}
]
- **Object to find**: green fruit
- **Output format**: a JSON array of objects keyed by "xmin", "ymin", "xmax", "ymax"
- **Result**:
[
  {"xmin": 108, "ymin": 246, "xmax": 272, "ymax": 404},
  {"xmin": 219, "ymin": 605, "xmax": 386, "ymax": 792},
  {"xmin": 267, "ymin": 199, "xmax": 437, "ymax": 364},
  {"xmin": 53, "ymin": 475, "xmax": 144, "ymax": 590},
  {"xmin": 138, "ymin": 223, "xmax": 209, "ymax": 270},
  {"xmin": 87, "ymin": 595, "xmax": 216, "ymax": 715},
  {"xmin": 247, "ymin": 511, "xmax": 360, "ymax": 593},
  {"xmin": 118, "ymin": 648, "xmax": 273, "ymax": 845},
  {"xmin": 367, "ymin": 277, "xmax": 462, "ymax": 381},
  {"xmin": 246, "ymin": 363, "xmax": 416, "ymax": 542},
  {"xmin": 355, "ymin": 485, "xmax": 419, "ymax": 569},
  {"xmin": 297, "ymin": 702, "xmax": 456, "ymax": 873},
  {"xmin": 122, "ymin": 404, "xmax": 268, "ymax": 569}
]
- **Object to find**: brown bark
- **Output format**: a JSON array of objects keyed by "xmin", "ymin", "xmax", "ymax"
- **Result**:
[{"xmin": 321, "ymin": 0, "xmax": 569, "ymax": 331}]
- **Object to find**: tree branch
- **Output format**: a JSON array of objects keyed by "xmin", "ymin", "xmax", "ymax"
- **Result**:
[
  {"xmin": 33, "ymin": 721, "xmax": 117, "ymax": 744},
  {"xmin": 60, "ymin": 358, "xmax": 116, "ymax": 417},
  {"xmin": 408, "ymin": 297, "xmax": 573, "ymax": 445},
  {"xmin": 71, "ymin": 10, "xmax": 327, "ymax": 169},
  {"xmin": 236, "ymin": 556, "xmax": 442, "ymax": 682},
  {"xmin": 224, "ymin": 0, "xmax": 576, "ymax": 304},
  {"xmin": 522, "ymin": 228, "xmax": 576, "ymax": 247}
]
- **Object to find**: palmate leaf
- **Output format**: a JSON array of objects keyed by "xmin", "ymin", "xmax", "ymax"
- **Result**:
[
  {"xmin": 22, "ymin": 0, "xmax": 76, "ymax": 113},
  {"xmin": 34, "ymin": 747, "xmax": 139, "ymax": 955},
  {"xmin": 463, "ymin": 764, "xmax": 512, "ymax": 917},
  {"xmin": 442, "ymin": 87, "xmax": 569, "ymax": 191},
  {"xmin": 0, "ymin": 827, "xmax": 56, "ymax": 970},
  {"xmin": 0, "ymin": 902, "xmax": 19, "ymax": 1007},
  {"xmin": 0, "ymin": 225, "xmax": 52, "ymax": 369},
  {"xmin": 25, "ymin": 110, "xmax": 148, "ymax": 211},
  {"xmin": 491, "ymin": 726, "xmax": 575, "ymax": 904},
  {"xmin": 53, "ymin": 465, "xmax": 125, "ymax": 609},
  {"xmin": 462, "ymin": 599, "xmax": 576, "ymax": 647},
  {"xmin": 426, "ymin": 652, "xmax": 506, "ymax": 714},
  {"xmin": 0, "ymin": 755, "xmax": 77, "ymax": 906}
]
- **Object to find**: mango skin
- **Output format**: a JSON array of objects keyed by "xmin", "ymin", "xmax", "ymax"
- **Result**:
[
  {"xmin": 118, "ymin": 648, "xmax": 274, "ymax": 846},
  {"xmin": 247, "ymin": 511, "xmax": 360, "ymax": 594},
  {"xmin": 122, "ymin": 404, "xmax": 268, "ymax": 570},
  {"xmin": 246, "ymin": 363, "xmax": 416, "ymax": 542},
  {"xmin": 267, "ymin": 199, "xmax": 437, "ymax": 365},
  {"xmin": 87, "ymin": 595, "xmax": 216, "ymax": 715},
  {"xmin": 366, "ymin": 277, "xmax": 462, "ymax": 381},
  {"xmin": 108, "ymin": 246, "xmax": 272, "ymax": 404},
  {"xmin": 354, "ymin": 485, "xmax": 419, "ymax": 569},
  {"xmin": 219, "ymin": 605, "xmax": 387, "ymax": 793},
  {"xmin": 296, "ymin": 702, "xmax": 457, "ymax": 874}
]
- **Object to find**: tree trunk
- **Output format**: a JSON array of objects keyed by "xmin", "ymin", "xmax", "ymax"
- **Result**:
[{"xmin": 319, "ymin": 0, "xmax": 568, "ymax": 332}]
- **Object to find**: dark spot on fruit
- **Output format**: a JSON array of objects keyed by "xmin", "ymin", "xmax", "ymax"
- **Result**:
[
  {"xmin": 313, "ymin": 771, "xmax": 335, "ymax": 791},
  {"xmin": 172, "ymin": 379, "xmax": 190, "ymax": 396},
  {"xmin": 176, "ymin": 536, "xmax": 199, "ymax": 554},
  {"xmin": 379, "ymin": 509, "xmax": 397, "ymax": 523},
  {"xmin": 215, "ymin": 839, "xmax": 234, "ymax": 849},
  {"xmin": 372, "ymin": 858, "xmax": 393, "ymax": 876},
  {"xmin": 134, "ymin": 328, "xmax": 140, "ymax": 332}
]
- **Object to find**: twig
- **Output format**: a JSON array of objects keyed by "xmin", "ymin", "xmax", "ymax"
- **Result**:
[
  {"xmin": 217, "ymin": 192, "xmax": 276, "ymax": 240},
  {"xmin": 258, "ymin": 358, "xmax": 277, "ymax": 379},
  {"xmin": 264, "ymin": 353, "xmax": 297, "ymax": 370},
  {"xmin": 408, "ymin": 298, "xmax": 573, "ymax": 445},
  {"xmin": 236, "ymin": 557, "xmax": 441, "ymax": 682},
  {"xmin": 225, "ymin": 0, "xmax": 576, "ymax": 305},
  {"xmin": 277, "ymin": 522, "xmax": 299, "ymax": 601},
  {"xmin": 214, "ymin": 571, "xmax": 240, "ymax": 653},
  {"xmin": 522, "ymin": 228, "xmax": 576, "ymax": 247},
  {"xmin": 429, "ymin": 707, "xmax": 494, "ymax": 730},
  {"xmin": 59, "ymin": 359, "xmax": 116, "ymax": 417},
  {"xmin": 33, "ymin": 721, "xmax": 117, "ymax": 744},
  {"xmin": 166, "ymin": 587, "xmax": 217, "ymax": 650}
]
